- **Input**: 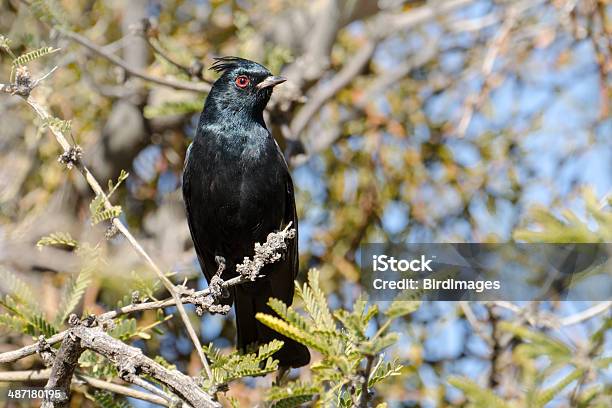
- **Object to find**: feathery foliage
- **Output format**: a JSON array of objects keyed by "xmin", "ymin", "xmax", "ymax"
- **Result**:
[
  {"xmin": 79, "ymin": 350, "xmax": 118, "ymax": 381},
  {"xmin": 30, "ymin": 0, "xmax": 68, "ymax": 26},
  {"xmin": 10, "ymin": 46, "xmax": 59, "ymax": 82},
  {"xmin": 449, "ymin": 318, "xmax": 611, "ymax": 407},
  {"xmin": 42, "ymin": 117, "xmax": 72, "ymax": 137},
  {"xmin": 89, "ymin": 170, "xmax": 129, "ymax": 225},
  {"xmin": 36, "ymin": 231, "xmax": 78, "ymax": 251},
  {"xmin": 0, "ymin": 267, "xmax": 52, "ymax": 336},
  {"xmin": 143, "ymin": 100, "xmax": 202, "ymax": 118},
  {"xmin": 258, "ymin": 269, "xmax": 418, "ymax": 406},
  {"xmin": 448, "ymin": 377, "xmax": 512, "ymax": 408},
  {"xmin": 90, "ymin": 390, "xmax": 132, "ymax": 408},
  {"xmin": 514, "ymin": 188, "xmax": 611, "ymax": 242},
  {"xmin": 53, "ymin": 244, "xmax": 99, "ymax": 326},
  {"xmin": 201, "ymin": 339, "xmax": 284, "ymax": 392}
]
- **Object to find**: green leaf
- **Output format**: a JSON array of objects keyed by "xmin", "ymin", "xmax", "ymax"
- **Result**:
[
  {"xmin": 109, "ymin": 318, "xmax": 138, "ymax": 341},
  {"xmin": 448, "ymin": 376, "xmax": 512, "ymax": 408},
  {"xmin": 267, "ymin": 381, "xmax": 318, "ymax": 408},
  {"xmin": 91, "ymin": 205, "xmax": 122, "ymax": 225},
  {"xmin": 257, "ymin": 339, "xmax": 284, "ymax": 361},
  {"xmin": 144, "ymin": 100, "xmax": 202, "ymax": 118},
  {"xmin": 53, "ymin": 258, "xmax": 93, "ymax": 326},
  {"xmin": 0, "ymin": 268, "xmax": 39, "ymax": 313},
  {"xmin": 267, "ymin": 297, "xmax": 310, "ymax": 331},
  {"xmin": 0, "ymin": 313, "xmax": 24, "ymax": 333},
  {"xmin": 12, "ymin": 46, "xmax": 59, "ymax": 67},
  {"xmin": 536, "ymin": 367, "xmax": 585, "ymax": 407},
  {"xmin": 79, "ymin": 351, "xmax": 117, "ymax": 379},
  {"xmin": 37, "ymin": 232, "xmax": 78, "ymax": 251},
  {"xmin": 514, "ymin": 189, "xmax": 611, "ymax": 242},
  {"xmin": 368, "ymin": 358, "xmax": 403, "ymax": 387},
  {"xmin": 384, "ymin": 300, "xmax": 420, "ymax": 320},
  {"xmin": 25, "ymin": 313, "xmax": 57, "ymax": 337},
  {"xmin": 90, "ymin": 390, "xmax": 132, "ymax": 408},
  {"xmin": 256, "ymin": 313, "xmax": 327, "ymax": 354},
  {"xmin": 295, "ymin": 269, "xmax": 335, "ymax": 331},
  {"xmin": 107, "ymin": 170, "xmax": 129, "ymax": 199},
  {"xmin": 499, "ymin": 322, "xmax": 572, "ymax": 359},
  {"xmin": 201, "ymin": 340, "xmax": 284, "ymax": 389}
]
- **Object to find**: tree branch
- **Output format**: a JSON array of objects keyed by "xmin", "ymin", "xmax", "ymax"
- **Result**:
[
  {"xmin": 290, "ymin": 40, "xmax": 377, "ymax": 138},
  {"xmin": 358, "ymin": 354, "xmax": 375, "ymax": 407},
  {"xmin": 69, "ymin": 323, "xmax": 217, "ymax": 408},
  {"xmin": 285, "ymin": 0, "xmax": 477, "ymax": 148},
  {"xmin": 136, "ymin": 19, "xmax": 208, "ymax": 83},
  {"xmin": 55, "ymin": 27, "xmax": 210, "ymax": 94},
  {"xmin": 41, "ymin": 325, "xmax": 83, "ymax": 408}
]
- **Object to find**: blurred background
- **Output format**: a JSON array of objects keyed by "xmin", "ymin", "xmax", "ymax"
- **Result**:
[{"xmin": 0, "ymin": 0, "xmax": 610, "ymax": 406}]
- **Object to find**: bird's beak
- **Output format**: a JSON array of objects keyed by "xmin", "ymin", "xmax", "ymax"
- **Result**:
[{"xmin": 256, "ymin": 75, "xmax": 287, "ymax": 90}]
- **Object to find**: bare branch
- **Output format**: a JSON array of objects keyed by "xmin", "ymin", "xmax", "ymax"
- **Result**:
[
  {"xmin": 55, "ymin": 27, "xmax": 210, "ymax": 93},
  {"xmin": 0, "ymin": 332, "xmax": 65, "ymax": 364},
  {"xmin": 128, "ymin": 375, "xmax": 176, "ymax": 406},
  {"xmin": 135, "ymin": 19, "xmax": 208, "ymax": 83},
  {"xmin": 489, "ymin": 301, "xmax": 612, "ymax": 329},
  {"xmin": 286, "ymin": 0, "xmax": 477, "ymax": 147},
  {"xmin": 290, "ymin": 41, "xmax": 377, "ymax": 138},
  {"xmin": 41, "ymin": 325, "xmax": 83, "ymax": 408},
  {"xmin": 68, "ymin": 323, "xmax": 218, "ymax": 408},
  {"xmin": 358, "ymin": 354, "xmax": 376, "ymax": 407},
  {"xmin": 559, "ymin": 301, "xmax": 611, "ymax": 326}
]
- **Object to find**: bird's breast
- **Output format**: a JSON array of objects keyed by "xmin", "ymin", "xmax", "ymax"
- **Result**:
[{"xmin": 184, "ymin": 133, "xmax": 287, "ymax": 253}]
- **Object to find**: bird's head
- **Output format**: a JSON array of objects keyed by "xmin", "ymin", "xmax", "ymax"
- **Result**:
[{"xmin": 206, "ymin": 56, "xmax": 286, "ymax": 117}]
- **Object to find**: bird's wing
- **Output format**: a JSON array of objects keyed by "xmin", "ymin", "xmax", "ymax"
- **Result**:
[
  {"xmin": 285, "ymin": 173, "xmax": 299, "ymax": 279},
  {"xmin": 271, "ymin": 136, "xmax": 299, "ymax": 279},
  {"xmin": 182, "ymin": 144, "xmax": 216, "ymax": 282}
]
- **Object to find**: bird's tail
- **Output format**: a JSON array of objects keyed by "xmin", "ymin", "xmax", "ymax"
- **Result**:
[{"xmin": 232, "ymin": 282, "xmax": 310, "ymax": 368}]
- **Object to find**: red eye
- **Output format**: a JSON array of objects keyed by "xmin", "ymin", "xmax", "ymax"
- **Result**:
[{"xmin": 235, "ymin": 75, "xmax": 250, "ymax": 88}]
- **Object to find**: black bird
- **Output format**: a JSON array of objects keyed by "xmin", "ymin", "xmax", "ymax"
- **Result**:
[{"xmin": 182, "ymin": 57, "xmax": 310, "ymax": 368}]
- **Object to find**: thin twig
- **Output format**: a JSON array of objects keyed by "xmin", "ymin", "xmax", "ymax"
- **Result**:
[
  {"xmin": 560, "ymin": 301, "xmax": 612, "ymax": 326},
  {"xmin": 290, "ymin": 40, "xmax": 377, "ymax": 138},
  {"xmin": 0, "ymin": 332, "xmax": 65, "ymax": 364},
  {"xmin": 0, "ymin": 369, "xmax": 174, "ymax": 407},
  {"xmin": 55, "ymin": 27, "xmax": 210, "ymax": 93},
  {"xmin": 357, "ymin": 355, "xmax": 375, "ymax": 407},
  {"xmin": 142, "ymin": 34, "xmax": 207, "ymax": 83},
  {"xmin": 489, "ymin": 301, "xmax": 612, "ymax": 329},
  {"xmin": 129, "ymin": 376, "xmax": 175, "ymax": 405}
]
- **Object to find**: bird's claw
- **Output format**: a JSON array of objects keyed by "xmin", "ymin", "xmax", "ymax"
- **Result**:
[{"xmin": 214, "ymin": 255, "xmax": 226, "ymax": 270}]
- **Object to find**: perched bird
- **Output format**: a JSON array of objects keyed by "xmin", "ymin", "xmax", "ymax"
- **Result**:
[{"xmin": 182, "ymin": 57, "xmax": 310, "ymax": 368}]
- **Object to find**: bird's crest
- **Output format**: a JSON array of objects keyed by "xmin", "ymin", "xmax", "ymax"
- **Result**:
[{"xmin": 210, "ymin": 56, "xmax": 251, "ymax": 74}]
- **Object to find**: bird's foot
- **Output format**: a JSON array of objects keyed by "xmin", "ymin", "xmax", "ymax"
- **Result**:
[
  {"xmin": 214, "ymin": 255, "xmax": 226, "ymax": 274},
  {"xmin": 191, "ymin": 266, "xmax": 231, "ymax": 316}
]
